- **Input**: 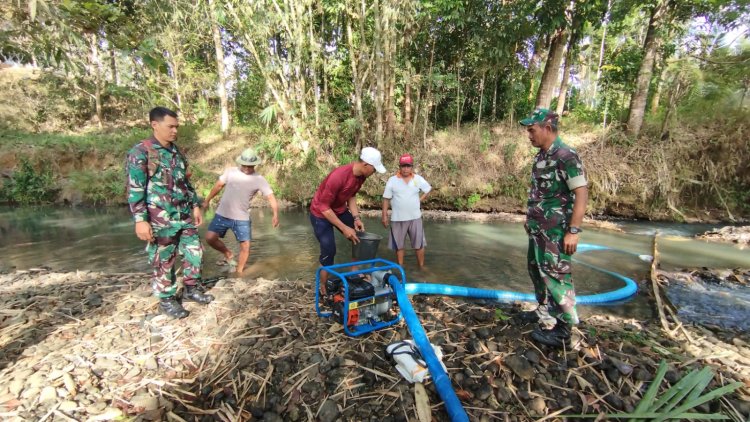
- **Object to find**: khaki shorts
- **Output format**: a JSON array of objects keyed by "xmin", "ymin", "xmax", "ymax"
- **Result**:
[{"xmin": 388, "ymin": 218, "xmax": 426, "ymax": 250}]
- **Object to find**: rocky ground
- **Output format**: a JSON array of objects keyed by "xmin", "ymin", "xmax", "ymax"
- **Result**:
[
  {"xmin": 360, "ymin": 209, "xmax": 624, "ymax": 232},
  {"xmin": 697, "ymin": 226, "xmax": 750, "ymax": 246},
  {"xmin": 0, "ymin": 269, "xmax": 749, "ymax": 422}
]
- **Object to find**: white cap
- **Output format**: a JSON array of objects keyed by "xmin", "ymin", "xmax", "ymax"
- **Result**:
[{"xmin": 360, "ymin": 147, "xmax": 386, "ymax": 174}]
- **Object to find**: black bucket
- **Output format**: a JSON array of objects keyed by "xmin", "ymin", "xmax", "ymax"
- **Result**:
[{"xmin": 351, "ymin": 231, "xmax": 383, "ymax": 261}]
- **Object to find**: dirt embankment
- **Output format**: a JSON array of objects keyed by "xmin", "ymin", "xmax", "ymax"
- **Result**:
[
  {"xmin": 1, "ymin": 269, "xmax": 748, "ymax": 421},
  {"xmin": 2, "ymin": 119, "xmax": 749, "ymax": 223}
]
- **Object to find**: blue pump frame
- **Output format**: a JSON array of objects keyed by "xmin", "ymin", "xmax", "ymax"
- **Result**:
[{"xmin": 315, "ymin": 258, "xmax": 406, "ymax": 337}]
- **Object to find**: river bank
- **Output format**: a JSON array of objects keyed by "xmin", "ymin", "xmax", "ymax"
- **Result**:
[
  {"xmin": 2, "ymin": 115, "xmax": 749, "ymax": 224},
  {"xmin": 0, "ymin": 269, "xmax": 748, "ymax": 421}
]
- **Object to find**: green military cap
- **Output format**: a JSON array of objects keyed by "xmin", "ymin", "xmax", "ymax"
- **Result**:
[{"xmin": 519, "ymin": 108, "xmax": 559, "ymax": 128}]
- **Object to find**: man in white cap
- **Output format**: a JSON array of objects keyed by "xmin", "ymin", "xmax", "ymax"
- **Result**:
[
  {"xmin": 310, "ymin": 146, "xmax": 386, "ymax": 293},
  {"xmin": 203, "ymin": 147, "xmax": 280, "ymax": 275}
]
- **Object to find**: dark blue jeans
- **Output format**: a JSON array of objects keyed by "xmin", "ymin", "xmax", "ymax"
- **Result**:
[{"xmin": 310, "ymin": 210, "xmax": 355, "ymax": 266}]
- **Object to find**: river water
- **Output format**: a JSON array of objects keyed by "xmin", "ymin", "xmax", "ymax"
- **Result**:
[{"xmin": 1, "ymin": 206, "xmax": 748, "ymax": 323}]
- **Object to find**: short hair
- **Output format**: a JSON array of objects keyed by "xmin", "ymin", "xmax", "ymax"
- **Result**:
[{"xmin": 149, "ymin": 107, "xmax": 178, "ymax": 122}]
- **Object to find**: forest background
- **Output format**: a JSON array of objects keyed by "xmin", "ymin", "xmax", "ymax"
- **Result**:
[{"xmin": 0, "ymin": 0, "xmax": 748, "ymax": 222}]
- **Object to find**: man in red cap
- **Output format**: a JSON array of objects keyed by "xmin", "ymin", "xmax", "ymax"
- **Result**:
[{"xmin": 381, "ymin": 153, "xmax": 432, "ymax": 268}]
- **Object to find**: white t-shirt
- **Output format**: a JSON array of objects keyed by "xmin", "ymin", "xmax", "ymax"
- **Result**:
[
  {"xmin": 383, "ymin": 174, "xmax": 432, "ymax": 221},
  {"xmin": 215, "ymin": 167, "xmax": 273, "ymax": 220}
]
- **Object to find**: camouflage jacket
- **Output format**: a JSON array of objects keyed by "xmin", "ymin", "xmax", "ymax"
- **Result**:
[
  {"xmin": 526, "ymin": 137, "xmax": 587, "ymax": 234},
  {"xmin": 126, "ymin": 137, "xmax": 199, "ymax": 226}
]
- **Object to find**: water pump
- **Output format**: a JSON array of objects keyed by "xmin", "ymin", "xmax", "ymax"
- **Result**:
[{"xmin": 315, "ymin": 259, "xmax": 405, "ymax": 336}]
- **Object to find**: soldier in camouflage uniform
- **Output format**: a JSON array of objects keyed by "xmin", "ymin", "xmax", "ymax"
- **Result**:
[
  {"xmin": 519, "ymin": 108, "xmax": 588, "ymax": 348},
  {"xmin": 126, "ymin": 107, "xmax": 214, "ymax": 319}
]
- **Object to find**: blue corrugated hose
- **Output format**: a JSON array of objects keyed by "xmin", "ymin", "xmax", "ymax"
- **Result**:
[
  {"xmin": 393, "ymin": 243, "xmax": 640, "ymax": 421},
  {"xmin": 404, "ymin": 243, "xmax": 638, "ymax": 303}
]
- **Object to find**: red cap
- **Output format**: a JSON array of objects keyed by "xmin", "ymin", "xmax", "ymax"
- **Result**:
[{"xmin": 399, "ymin": 153, "xmax": 414, "ymax": 165}]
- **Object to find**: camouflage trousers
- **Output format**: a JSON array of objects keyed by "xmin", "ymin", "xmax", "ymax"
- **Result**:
[
  {"xmin": 527, "ymin": 228, "xmax": 578, "ymax": 329},
  {"xmin": 147, "ymin": 226, "xmax": 203, "ymax": 298}
]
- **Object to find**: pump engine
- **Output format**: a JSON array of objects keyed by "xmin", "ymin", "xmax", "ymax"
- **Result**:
[
  {"xmin": 316, "ymin": 261, "xmax": 403, "ymax": 336},
  {"xmin": 326, "ymin": 271, "xmax": 394, "ymax": 327}
]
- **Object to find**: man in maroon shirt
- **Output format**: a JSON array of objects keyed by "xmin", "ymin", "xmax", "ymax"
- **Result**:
[{"xmin": 310, "ymin": 147, "xmax": 386, "ymax": 292}]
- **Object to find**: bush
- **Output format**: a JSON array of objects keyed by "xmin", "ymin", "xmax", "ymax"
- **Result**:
[
  {"xmin": 0, "ymin": 159, "xmax": 57, "ymax": 204},
  {"xmin": 69, "ymin": 169, "xmax": 126, "ymax": 205}
]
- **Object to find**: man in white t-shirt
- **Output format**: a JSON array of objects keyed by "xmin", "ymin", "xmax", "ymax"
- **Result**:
[
  {"xmin": 202, "ymin": 148, "xmax": 280, "ymax": 274},
  {"xmin": 381, "ymin": 153, "xmax": 431, "ymax": 268}
]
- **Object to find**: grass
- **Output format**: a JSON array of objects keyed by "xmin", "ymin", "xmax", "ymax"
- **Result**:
[{"xmin": 565, "ymin": 360, "xmax": 743, "ymax": 421}]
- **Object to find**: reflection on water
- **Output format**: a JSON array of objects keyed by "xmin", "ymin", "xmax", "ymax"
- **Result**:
[{"xmin": 2, "ymin": 206, "xmax": 749, "ymax": 322}]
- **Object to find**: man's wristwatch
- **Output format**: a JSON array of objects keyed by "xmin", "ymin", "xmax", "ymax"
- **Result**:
[
  {"xmin": 353, "ymin": 215, "xmax": 361, "ymax": 221},
  {"xmin": 568, "ymin": 226, "xmax": 583, "ymax": 234}
]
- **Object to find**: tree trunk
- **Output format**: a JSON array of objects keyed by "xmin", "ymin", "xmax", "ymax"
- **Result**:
[
  {"xmin": 346, "ymin": 16, "xmax": 366, "ymax": 151},
  {"xmin": 209, "ymin": 0, "xmax": 230, "ymax": 134},
  {"xmin": 491, "ymin": 72, "xmax": 498, "ymax": 121},
  {"xmin": 602, "ymin": 96, "xmax": 609, "ymax": 128},
  {"xmin": 626, "ymin": 0, "xmax": 670, "ymax": 137},
  {"xmin": 535, "ymin": 28, "xmax": 568, "ymax": 109},
  {"xmin": 527, "ymin": 37, "xmax": 545, "ymax": 102},
  {"xmin": 650, "ymin": 54, "xmax": 666, "ymax": 114},
  {"xmin": 455, "ymin": 62, "xmax": 461, "ymax": 130},
  {"xmin": 89, "ymin": 34, "xmax": 103, "ymax": 129},
  {"xmin": 592, "ymin": 0, "xmax": 611, "ymax": 107},
  {"xmin": 374, "ymin": 0, "xmax": 384, "ymax": 146},
  {"xmin": 309, "ymin": 3, "xmax": 320, "ymax": 128},
  {"xmin": 422, "ymin": 37, "xmax": 436, "ymax": 148},
  {"xmin": 170, "ymin": 58, "xmax": 183, "ymax": 111},
  {"xmin": 109, "ymin": 47, "xmax": 119, "ymax": 85},
  {"xmin": 556, "ymin": 42, "xmax": 574, "ymax": 115},
  {"xmin": 477, "ymin": 71, "xmax": 486, "ymax": 125},
  {"xmin": 404, "ymin": 64, "xmax": 412, "ymax": 140}
]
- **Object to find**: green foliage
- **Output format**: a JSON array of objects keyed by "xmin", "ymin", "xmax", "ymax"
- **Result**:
[
  {"xmin": 494, "ymin": 308, "xmax": 511, "ymax": 321},
  {"xmin": 501, "ymin": 143, "xmax": 518, "ymax": 164},
  {"xmin": 69, "ymin": 169, "xmax": 125, "ymax": 205},
  {"xmin": 497, "ymin": 175, "xmax": 527, "ymax": 201},
  {"xmin": 565, "ymin": 360, "xmax": 742, "ymax": 420},
  {"xmin": 455, "ymin": 192, "xmax": 481, "ymax": 210},
  {"xmin": 259, "ymin": 104, "xmax": 279, "ymax": 128},
  {"xmin": 479, "ymin": 129, "xmax": 491, "ymax": 152},
  {"xmin": 255, "ymin": 134, "xmax": 286, "ymax": 163},
  {"xmin": 0, "ymin": 159, "xmax": 57, "ymax": 205}
]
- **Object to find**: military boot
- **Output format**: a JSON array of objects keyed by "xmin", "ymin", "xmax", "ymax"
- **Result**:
[
  {"xmin": 183, "ymin": 284, "xmax": 214, "ymax": 304},
  {"xmin": 160, "ymin": 296, "xmax": 190, "ymax": 319},
  {"xmin": 514, "ymin": 304, "xmax": 549, "ymax": 325},
  {"xmin": 531, "ymin": 323, "xmax": 571, "ymax": 348}
]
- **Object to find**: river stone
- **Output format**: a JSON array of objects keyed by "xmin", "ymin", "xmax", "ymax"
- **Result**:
[
  {"xmin": 8, "ymin": 379, "xmax": 24, "ymax": 396},
  {"xmin": 495, "ymin": 385, "xmax": 513, "ymax": 403},
  {"xmin": 318, "ymin": 399, "xmax": 340, "ymax": 422},
  {"xmin": 475, "ymin": 383, "xmax": 493, "ymax": 401},
  {"xmin": 21, "ymin": 387, "xmax": 40, "ymax": 400},
  {"xmin": 609, "ymin": 357, "xmax": 633, "ymax": 375},
  {"xmin": 144, "ymin": 357, "xmax": 158, "ymax": 370},
  {"xmin": 524, "ymin": 349, "xmax": 540, "ymax": 365},
  {"xmin": 131, "ymin": 394, "xmax": 159, "ymax": 411},
  {"xmin": 263, "ymin": 412, "xmax": 283, "ymax": 422},
  {"xmin": 266, "ymin": 327, "xmax": 282, "ymax": 337},
  {"xmin": 39, "ymin": 386, "xmax": 57, "ymax": 404},
  {"xmin": 504, "ymin": 355, "xmax": 534, "ymax": 380},
  {"xmin": 475, "ymin": 327, "xmax": 491, "ymax": 339},
  {"xmin": 94, "ymin": 358, "xmax": 118, "ymax": 370},
  {"xmin": 86, "ymin": 293, "xmax": 103, "ymax": 307},
  {"xmin": 529, "ymin": 397, "xmax": 546, "ymax": 416},
  {"xmin": 14, "ymin": 369, "xmax": 33, "ymax": 380},
  {"xmin": 59, "ymin": 401, "xmax": 78, "ymax": 412},
  {"xmin": 62, "ymin": 373, "xmax": 77, "ymax": 395}
]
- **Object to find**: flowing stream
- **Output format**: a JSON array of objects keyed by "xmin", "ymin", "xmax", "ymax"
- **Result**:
[{"xmin": 1, "ymin": 206, "xmax": 748, "ymax": 326}]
